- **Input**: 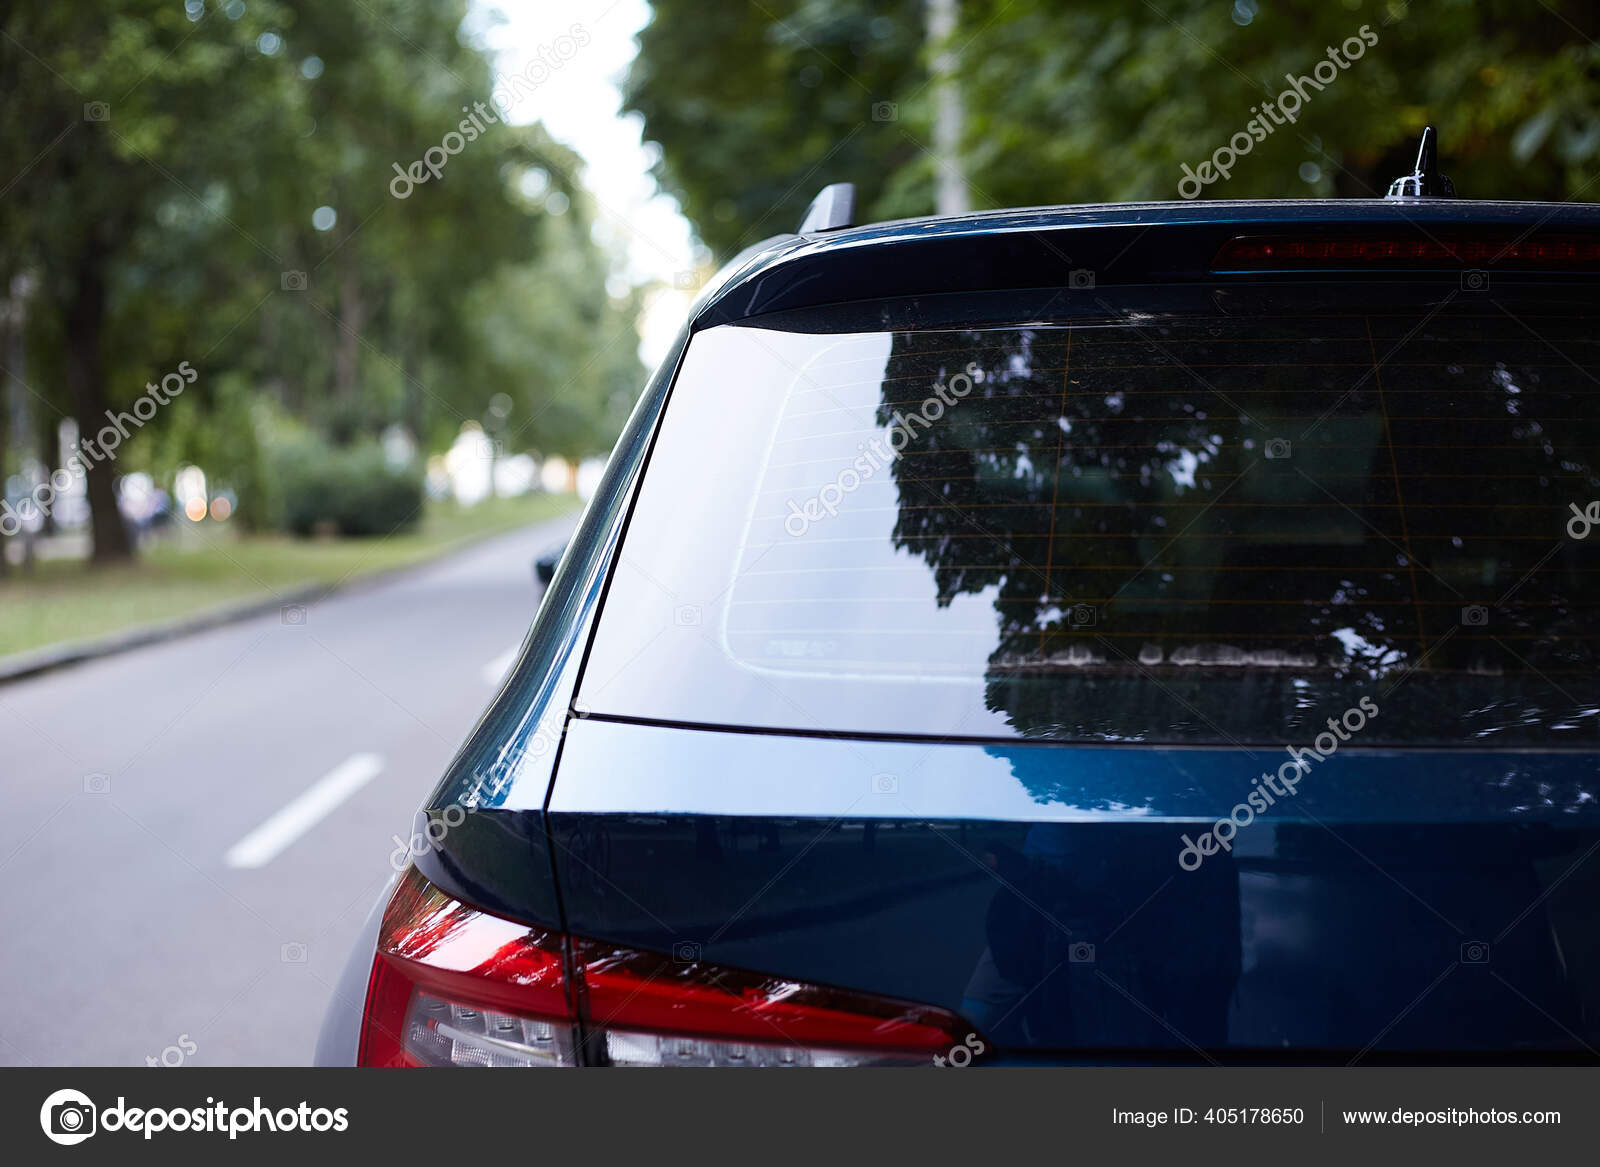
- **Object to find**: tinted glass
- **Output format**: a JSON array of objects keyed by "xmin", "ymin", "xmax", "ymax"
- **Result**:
[{"xmin": 581, "ymin": 287, "xmax": 1600, "ymax": 746}]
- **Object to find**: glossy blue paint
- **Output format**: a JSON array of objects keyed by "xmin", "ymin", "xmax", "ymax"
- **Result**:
[
  {"xmin": 542, "ymin": 722, "xmax": 1600, "ymax": 1057},
  {"xmin": 550, "ymin": 717, "xmax": 1600, "ymax": 826}
]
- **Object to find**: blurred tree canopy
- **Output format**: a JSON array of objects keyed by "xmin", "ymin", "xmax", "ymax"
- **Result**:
[
  {"xmin": 1, "ymin": 0, "xmax": 640, "ymax": 562},
  {"xmin": 626, "ymin": 0, "xmax": 929, "ymax": 257},
  {"xmin": 628, "ymin": 0, "xmax": 1600, "ymax": 259}
]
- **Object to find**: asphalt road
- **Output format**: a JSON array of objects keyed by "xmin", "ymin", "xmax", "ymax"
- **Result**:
[{"xmin": 0, "ymin": 513, "xmax": 578, "ymax": 1067}]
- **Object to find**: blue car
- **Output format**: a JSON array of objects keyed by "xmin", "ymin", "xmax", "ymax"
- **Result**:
[{"xmin": 320, "ymin": 148, "xmax": 1600, "ymax": 1067}]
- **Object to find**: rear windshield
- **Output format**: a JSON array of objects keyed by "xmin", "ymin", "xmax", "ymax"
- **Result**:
[{"xmin": 580, "ymin": 286, "xmax": 1600, "ymax": 747}]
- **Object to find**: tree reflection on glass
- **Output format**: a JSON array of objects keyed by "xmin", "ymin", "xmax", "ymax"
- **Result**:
[{"xmin": 876, "ymin": 307, "xmax": 1600, "ymax": 745}]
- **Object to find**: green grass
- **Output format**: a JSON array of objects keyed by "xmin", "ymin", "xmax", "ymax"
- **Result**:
[{"xmin": 0, "ymin": 493, "xmax": 581, "ymax": 660}]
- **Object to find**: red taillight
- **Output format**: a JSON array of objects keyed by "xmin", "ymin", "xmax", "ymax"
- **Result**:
[
  {"xmin": 358, "ymin": 867, "xmax": 572, "ymax": 1068},
  {"xmin": 573, "ymin": 938, "xmax": 959, "ymax": 1061},
  {"xmin": 358, "ymin": 868, "xmax": 977, "ymax": 1067},
  {"xmin": 1212, "ymin": 233, "xmax": 1600, "ymax": 271}
]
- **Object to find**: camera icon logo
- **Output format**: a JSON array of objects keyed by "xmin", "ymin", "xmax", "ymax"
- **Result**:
[
  {"xmin": 281, "ymin": 270, "xmax": 308, "ymax": 291},
  {"xmin": 83, "ymin": 102, "xmax": 110, "ymax": 122},
  {"xmin": 40, "ymin": 1088, "xmax": 97, "ymax": 1146},
  {"xmin": 281, "ymin": 941, "xmax": 308, "ymax": 963},
  {"xmin": 1070, "ymin": 603, "xmax": 1097, "ymax": 628},
  {"xmin": 1265, "ymin": 438, "xmax": 1292, "ymax": 460},
  {"xmin": 83, "ymin": 772, "xmax": 110, "ymax": 794},
  {"xmin": 1460, "ymin": 269, "xmax": 1489, "ymax": 291},
  {"xmin": 1460, "ymin": 940, "xmax": 1490, "ymax": 964},
  {"xmin": 1461, "ymin": 605, "xmax": 1489, "ymax": 627},
  {"xmin": 1068, "ymin": 941, "xmax": 1096, "ymax": 964},
  {"xmin": 672, "ymin": 270, "xmax": 702, "ymax": 291},
  {"xmin": 871, "ymin": 101, "xmax": 899, "ymax": 122},
  {"xmin": 1068, "ymin": 268, "xmax": 1096, "ymax": 289},
  {"xmin": 674, "ymin": 605, "xmax": 701, "ymax": 627},
  {"xmin": 673, "ymin": 940, "xmax": 702, "ymax": 963},
  {"xmin": 281, "ymin": 604, "xmax": 307, "ymax": 627},
  {"xmin": 871, "ymin": 773, "xmax": 899, "ymax": 794}
]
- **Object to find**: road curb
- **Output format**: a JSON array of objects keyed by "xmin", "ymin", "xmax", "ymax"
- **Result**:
[
  {"xmin": 0, "ymin": 512, "xmax": 577, "ymax": 688},
  {"xmin": 0, "ymin": 583, "xmax": 333, "ymax": 687}
]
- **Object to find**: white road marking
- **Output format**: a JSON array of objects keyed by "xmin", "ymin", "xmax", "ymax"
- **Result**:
[
  {"xmin": 224, "ymin": 753, "xmax": 385, "ymax": 869},
  {"xmin": 482, "ymin": 644, "xmax": 520, "ymax": 686}
]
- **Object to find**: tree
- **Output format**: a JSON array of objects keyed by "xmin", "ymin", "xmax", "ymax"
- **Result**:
[
  {"xmin": 626, "ymin": 0, "xmax": 929, "ymax": 258},
  {"xmin": 1, "ymin": 0, "xmax": 637, "ymax": 561},
  {"xmin": 2, "ymin": 0, "xmax": 305, "ymax": 561},
  {"xmin": 463, "ymin": 187, "xmax": 643, "ymax": 461},
  {"xmin": 953, "ymin": 0, "xmax": 1598, "ymax": 205},
  {"xmin": 628, "ymin": 0, "xmax": 1600, "ymax": 259}
]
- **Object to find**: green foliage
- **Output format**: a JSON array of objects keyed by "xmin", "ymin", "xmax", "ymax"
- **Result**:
[
  {"xmin": 629, "ymin": 0, "xmax": 1600, "ymax": 258},
  {"xmin": 144, "ymin": 371, "xmax": 277, "ymax": 530},
  {"xmin": 0, "ymin": 0, "xmax": 643, "ymax": 557},
  {"xmin": 953, "ymin": 0, "xmax": 1599, "ymax": 204},
  {"xmin": 462, "ymin": 202, "xmax": 643, "ymax": 459},
  {"xmin": 271, "ymin": 436, "xmax": 423, "ymax": 538},
  {"xmin": 626, "ymin": 0, "xmax": 928, "ymax": 257}
]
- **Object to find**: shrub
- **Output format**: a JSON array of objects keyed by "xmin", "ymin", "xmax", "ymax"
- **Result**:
[{"xmin": 271, "ymin": 437, "xmax": 423, "ymax": 537}]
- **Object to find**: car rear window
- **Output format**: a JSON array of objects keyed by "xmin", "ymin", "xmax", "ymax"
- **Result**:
[{"xmin": 579, "ymin": 285, "xmax": 1600, "ymax": 746}]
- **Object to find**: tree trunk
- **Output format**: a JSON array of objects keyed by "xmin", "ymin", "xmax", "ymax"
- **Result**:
[
  {"xmin": 35, "ymin": 412, "xmax": 56, "ymax": 538},
  {"xmin": 63, "ymin": 240, "xmax": 133, "ymax": 564},
  {"xmin": 927, "ymin": 0, "xmax": 972, "ymax": 216},
  {"xmin": 403, "ymin": 345, "xmax": 423, "ymax": 440},
  {"xmin": 2, "ymin": 274, "xmax": 37, "ymax": 569},
  {"xmin": 336, "ymin": 244, "xmax": 362, "ymax": 400}
]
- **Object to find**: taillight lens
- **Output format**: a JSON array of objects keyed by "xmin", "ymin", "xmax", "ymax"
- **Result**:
[
  {"xmin": 358, "ymin": 867, "xmax": 575, "ymax": 1067},
  {"xmin": 358, "ymin": 868, "xmax": 976, "ymax": 1067},
  {"xmin": 573, "ymin": 938, "xmax": 958, "ymax": 1065},
  {"xmin": 402, "ymin": 992, "xmax": 577, "ymax": 1067},
  {"xmin": 1212, "ymin": 233, "xmax": 1600, "ymax": 271}
]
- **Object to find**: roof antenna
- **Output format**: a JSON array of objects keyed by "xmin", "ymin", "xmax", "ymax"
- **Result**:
[
  {"xmin": 798, "ymin": 183, "xmax": 856, "ymax": 233},
  {"xmin": 1386, "ymin": 126, "xmax": 1456, "ymax": 198}
]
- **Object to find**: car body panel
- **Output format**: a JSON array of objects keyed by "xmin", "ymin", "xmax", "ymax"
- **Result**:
[
  {"xmin": 544, "ymin": 719, "xmax": 1600, "ymax": 1058},
  {"xmin": 550, "ymin": 717, "xmax": 1600, "ymax": 826}
]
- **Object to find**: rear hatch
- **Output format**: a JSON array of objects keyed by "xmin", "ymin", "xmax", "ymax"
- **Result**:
[
  {"xmin": 549, "ymin": 722, "xmax": 1598, "ymax": 1057},
  {"xmin": 423, "ymin": 209, "xmax": 1600, "ymax": 1061},
  {"xmin": 553, "ymin": 266, "xmax": 1600, "ymax": 1059}
]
